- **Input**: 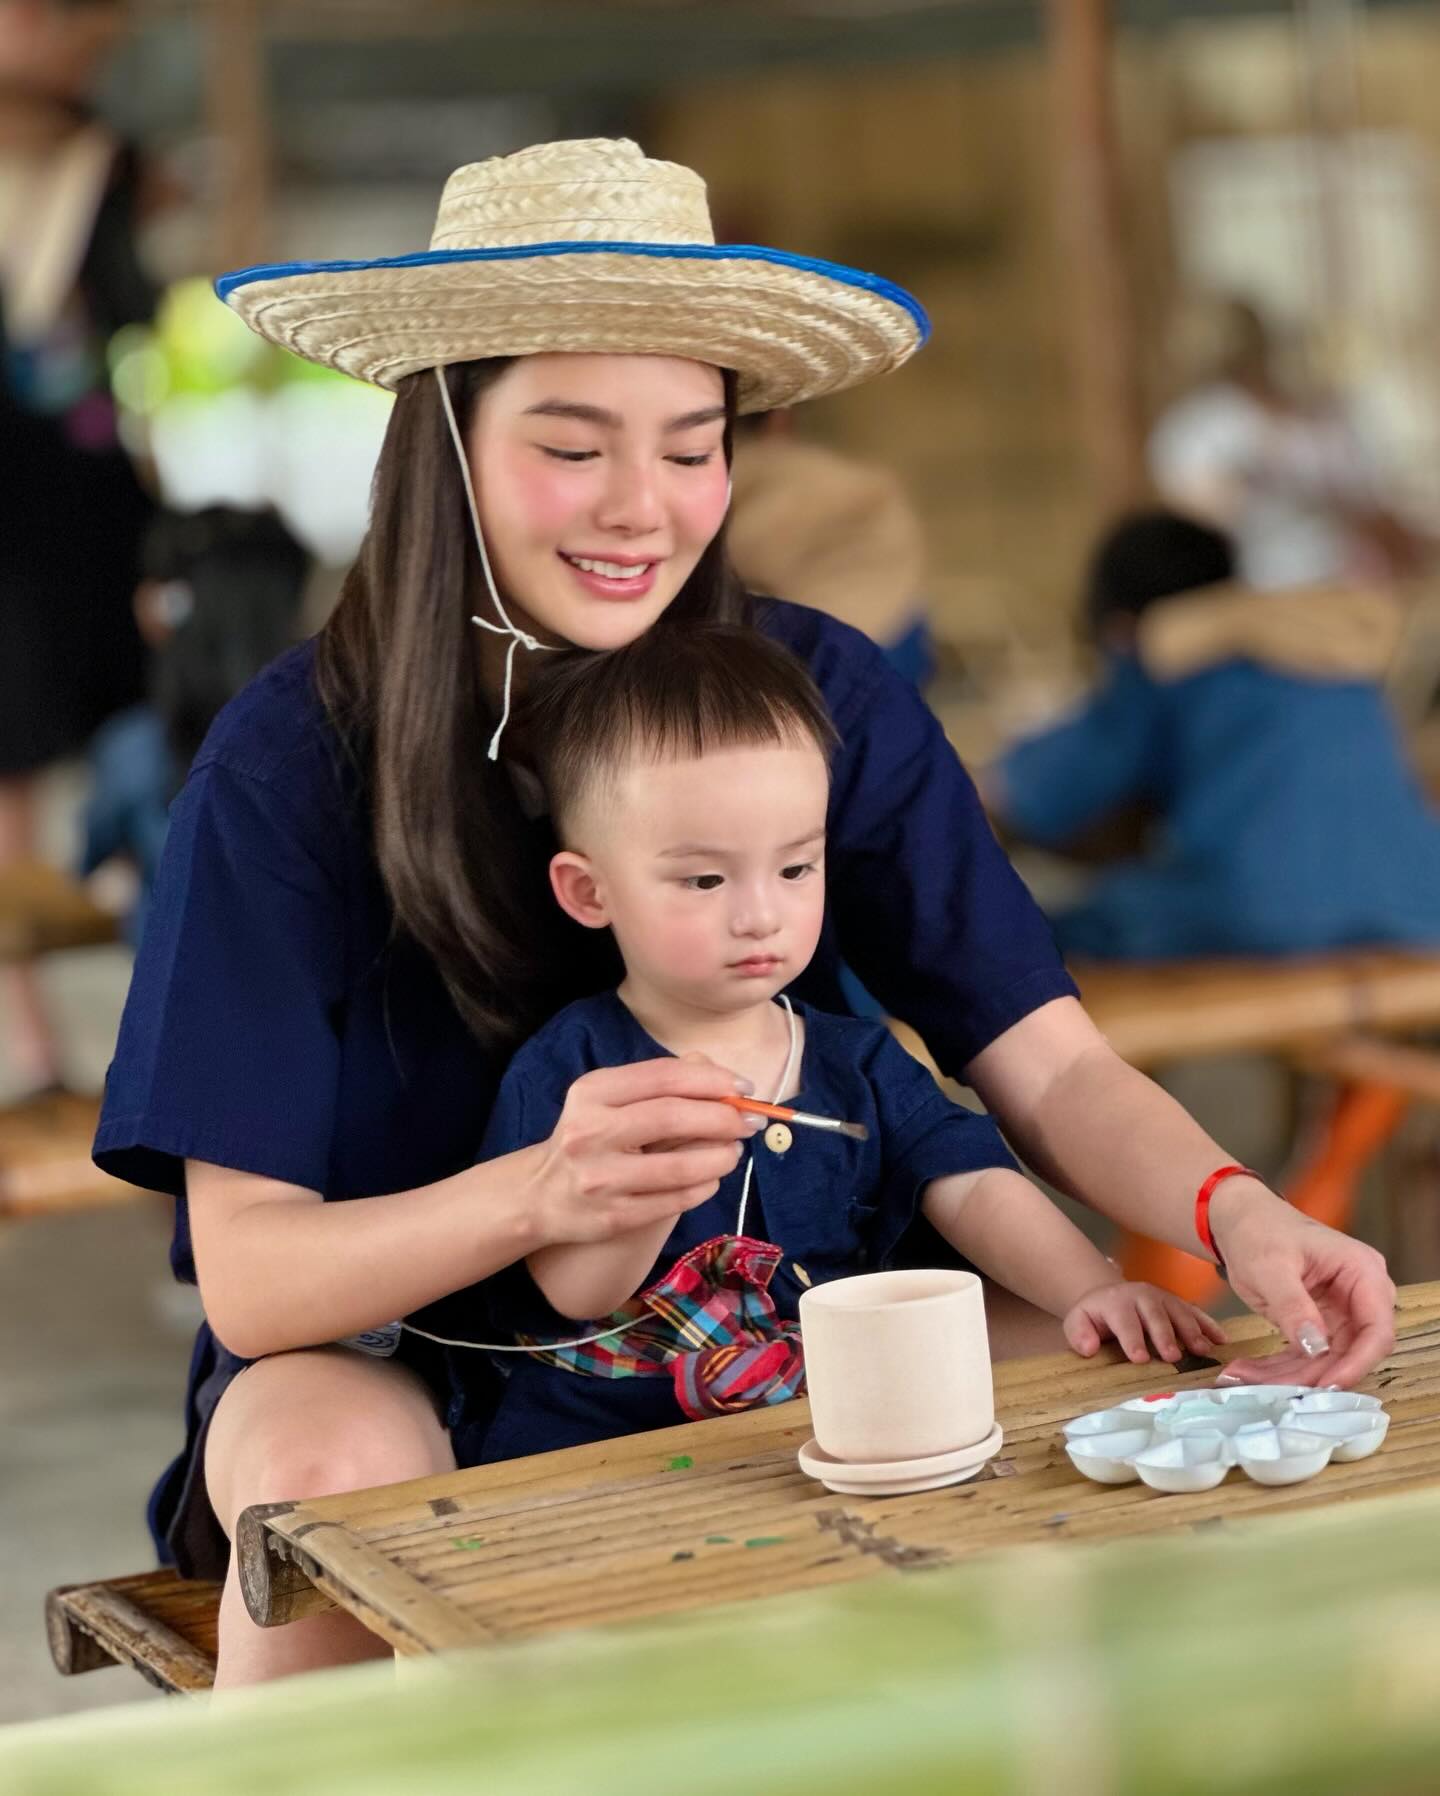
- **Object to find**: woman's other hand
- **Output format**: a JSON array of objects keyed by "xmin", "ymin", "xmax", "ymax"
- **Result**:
[{"xmin": 1214, "ymin": 1201, "xmax": 1396, "ymax": 1389}]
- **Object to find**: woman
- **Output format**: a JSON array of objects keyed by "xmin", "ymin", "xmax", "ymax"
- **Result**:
[{"xmin": 96, "ymin": 139, "xmax": 1394, "ymax": 1689}]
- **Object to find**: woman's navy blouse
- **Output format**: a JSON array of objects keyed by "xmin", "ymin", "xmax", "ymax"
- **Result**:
[{"xmin": 96, "ymin": 599, "xmax": 1075, "ymax": 1274}]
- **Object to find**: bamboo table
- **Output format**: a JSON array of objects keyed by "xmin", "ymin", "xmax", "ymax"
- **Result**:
[{"xmin": 238, "ymin": 1281, "xmax": 1440, "ymax": 1658}]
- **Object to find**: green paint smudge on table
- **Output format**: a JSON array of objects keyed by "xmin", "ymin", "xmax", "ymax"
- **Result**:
[
  {"xmin": 744, "ymin": 1537, "xmax": 787, "ymax": 1549},
  {"xmin": 452, "ymin": 1538, "xmax": 486, "ymax": 1550},
  {"xmin": 667, "ymin": 1455, "xmax": 694, "ymax": 1471}
]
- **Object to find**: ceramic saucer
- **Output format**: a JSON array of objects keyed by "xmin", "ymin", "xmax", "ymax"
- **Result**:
[{"xmin": 797, "ymin": 1421, "xmax": 1004, "ymax": 1495}]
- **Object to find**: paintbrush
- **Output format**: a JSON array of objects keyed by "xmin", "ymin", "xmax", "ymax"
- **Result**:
[{"xmin": 722, "ymin": 1094, "xmax": 869, "ymax": 1141}]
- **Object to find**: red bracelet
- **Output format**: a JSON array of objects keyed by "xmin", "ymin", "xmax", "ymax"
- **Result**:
[{"xmin": 1195, "ymin": 1164, "xmax": 1262, "ymax": 1275}]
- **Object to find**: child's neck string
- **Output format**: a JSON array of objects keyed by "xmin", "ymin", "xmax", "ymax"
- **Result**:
[{"xmin": 735, "ymin": 991, "xmax": 797, "ymax": 1241}]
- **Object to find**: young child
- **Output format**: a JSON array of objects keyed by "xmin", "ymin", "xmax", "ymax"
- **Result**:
[
  {"xmin": 985, "ymin": 510, "xmax": 1440, "ymax": 959},
  {"xmin": 412, "ymin": 624, "xmax": 1222, "ymax": 1463}
]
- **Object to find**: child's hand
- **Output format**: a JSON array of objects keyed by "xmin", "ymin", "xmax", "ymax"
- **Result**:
[{"xmin": 1063, "ymin": 1280, "xmax": 1227, "ymax": 1365}]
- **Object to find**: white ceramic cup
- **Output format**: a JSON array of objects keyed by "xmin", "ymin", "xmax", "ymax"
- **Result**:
[{"xmin": 799, "ymin": 1268, "xmax": 994, "ymax": 1464}]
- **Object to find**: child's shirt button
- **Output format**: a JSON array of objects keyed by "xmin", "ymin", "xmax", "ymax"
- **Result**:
[{"xmin": 764, "ymin": 1122, "xmax": 793, "ymax": 1154}]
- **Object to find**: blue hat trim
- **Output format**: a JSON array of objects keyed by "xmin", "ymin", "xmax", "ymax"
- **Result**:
[{"xmin": 214, "ymin": 239, "xmax": 931, "ymax": 345}]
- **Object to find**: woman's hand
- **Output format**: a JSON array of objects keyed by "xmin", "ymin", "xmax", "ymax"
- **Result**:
[
  {"xmin": 1064, "ymin": 1280, "xmax": 1226, "ymax": 1365},
  {"xmin": 523, "ymin": 1055, "xmax": 758, "ymax": 1248},
  {"xmin": 1213, "ymin": 1201, "xmax": 1397, "ymax": 1389}
]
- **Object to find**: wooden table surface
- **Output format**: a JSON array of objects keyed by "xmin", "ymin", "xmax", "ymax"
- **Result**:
[{"xmin": 238, "ymin": 1281, "xmax": 1440, "ymax": 1658}]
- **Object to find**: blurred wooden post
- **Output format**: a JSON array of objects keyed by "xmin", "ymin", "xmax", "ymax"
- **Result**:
[
  {"xmin": 206, "ymin": 0, "xmax": 270, "ymax": 271},
  {"xmin": 1298, "ymin": 0, "xmax": 1361, "ymax": 386},
  {"xmin": 1045, "ymin": 0, "xmax": 1147, "ymax": 512}
]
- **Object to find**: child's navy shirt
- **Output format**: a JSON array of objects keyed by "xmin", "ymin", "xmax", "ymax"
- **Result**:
[{"xmin": 416, "ymin": 991, "xmax": 1017, "ymax": 1462}]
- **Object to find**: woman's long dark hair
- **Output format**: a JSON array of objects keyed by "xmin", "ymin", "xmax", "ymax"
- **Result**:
[{"xmin": 314, "ymin": 359, "xmax": 749, "ymax": 1048}]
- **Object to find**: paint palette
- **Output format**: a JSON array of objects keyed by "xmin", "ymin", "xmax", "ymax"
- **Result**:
[{"xmin": 1063, "ymin": 1385, "xmax": 1388, "ymax": 1493}]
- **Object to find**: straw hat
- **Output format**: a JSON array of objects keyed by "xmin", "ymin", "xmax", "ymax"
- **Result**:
[{"xmin": 217, "ymin": 137, "xmax": 928, "ymax": 412}]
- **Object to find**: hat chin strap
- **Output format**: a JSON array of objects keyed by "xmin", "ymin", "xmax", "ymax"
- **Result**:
[{"xmin": 434, "ymin": 366, "xmax": 562, "ymax": 761}]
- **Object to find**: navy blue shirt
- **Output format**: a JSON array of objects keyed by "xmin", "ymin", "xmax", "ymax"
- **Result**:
[
  {"xmin": 1000, "ymin": 652, "xmax": 1440, "ymax": 959},
  {"xmin": 420, "ymin": 992, "xmax": 1016, "ymax": 1461},
  {"xmin": 94, "ymin": 598, "xmax": 1074, "ymax": 1567}
]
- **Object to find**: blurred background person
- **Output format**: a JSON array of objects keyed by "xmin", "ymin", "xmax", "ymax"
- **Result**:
[
  {"xmin": 727, "ymin": 408, "xmax": 934, "ymax": 1020},
  {"xmin": 983, "ymin": 509, "xmax": 1440, "ymax": 961},
  {"xmin": 1148, "ymin": 294, "xmax": 1425, "ymax": 592},
  {"xmin": 0, "ymin": 0, "xmax": 155, "ymax": 1092},
  {"xmin": 728, "ymin": 408, "xmax": 934, "ymax": 687},
  {"xmin": 80, "ymin": 505, "xmax": 311, "ymax": 945}
]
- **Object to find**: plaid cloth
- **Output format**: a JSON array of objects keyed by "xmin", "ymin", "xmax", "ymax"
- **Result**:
[{"xmin": 515, "ymin": 1233, "xmax": 806, "ymax": 1421}]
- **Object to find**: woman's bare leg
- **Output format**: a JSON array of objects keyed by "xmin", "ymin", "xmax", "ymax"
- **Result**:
[
  {"xmin": 203, "ymin": 1345, "xmax": 456, "ymax": 1690},
  {"xmin": 0, "ymin": 776, "xmax": 61, "ymax": 1090}
]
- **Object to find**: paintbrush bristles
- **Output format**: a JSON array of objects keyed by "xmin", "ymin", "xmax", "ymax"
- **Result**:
[
  {"xmin": 786, "ymin": 1109, "xmax": 870, "ymax": 1142},
  {"xmin": 722, "ymin": 1094, "xmax": 867, "ymax": 1139}
]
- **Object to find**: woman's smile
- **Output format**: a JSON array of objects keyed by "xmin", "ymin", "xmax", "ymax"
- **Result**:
[{"xmin": 558, "ymin": 551, "xmax": 662, "ymax": 601}]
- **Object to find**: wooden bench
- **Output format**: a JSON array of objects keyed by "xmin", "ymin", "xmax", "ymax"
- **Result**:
[
  {"xmin": 1068, "ymin": 951, "xmax": 1440, "ymax": 1296},
  {"xmin": 0, "ymin": 859, "xmax": 119, "ymax": 963},
  {"xmin": 0, "ymin": 1090, "xmax": 148, "ymax": 1219},
  {"xmin": 45, "ymin": 1568, "xmax": 220, "ymax": 1694},
  {"xmin": 1070, "ymin": 950, "xmax": 1440, "ymax": 1068},
  {"xmin": 0, "ymin": 862, "xmax": 142, "ymax": 1219}
]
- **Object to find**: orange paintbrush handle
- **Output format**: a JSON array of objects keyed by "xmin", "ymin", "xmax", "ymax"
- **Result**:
[
  {"xmin": 721, "ymin": 1093, "xmax": 869, "ymax": 1142},
  {"xmin": 722, "ymin": 1094, "xmax": 798, "ymax": 1123}
]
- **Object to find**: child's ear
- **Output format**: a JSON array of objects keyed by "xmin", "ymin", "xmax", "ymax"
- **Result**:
[{"xmin": 549, "ymin": 851, "xmax": 610, "ymax": 929}]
